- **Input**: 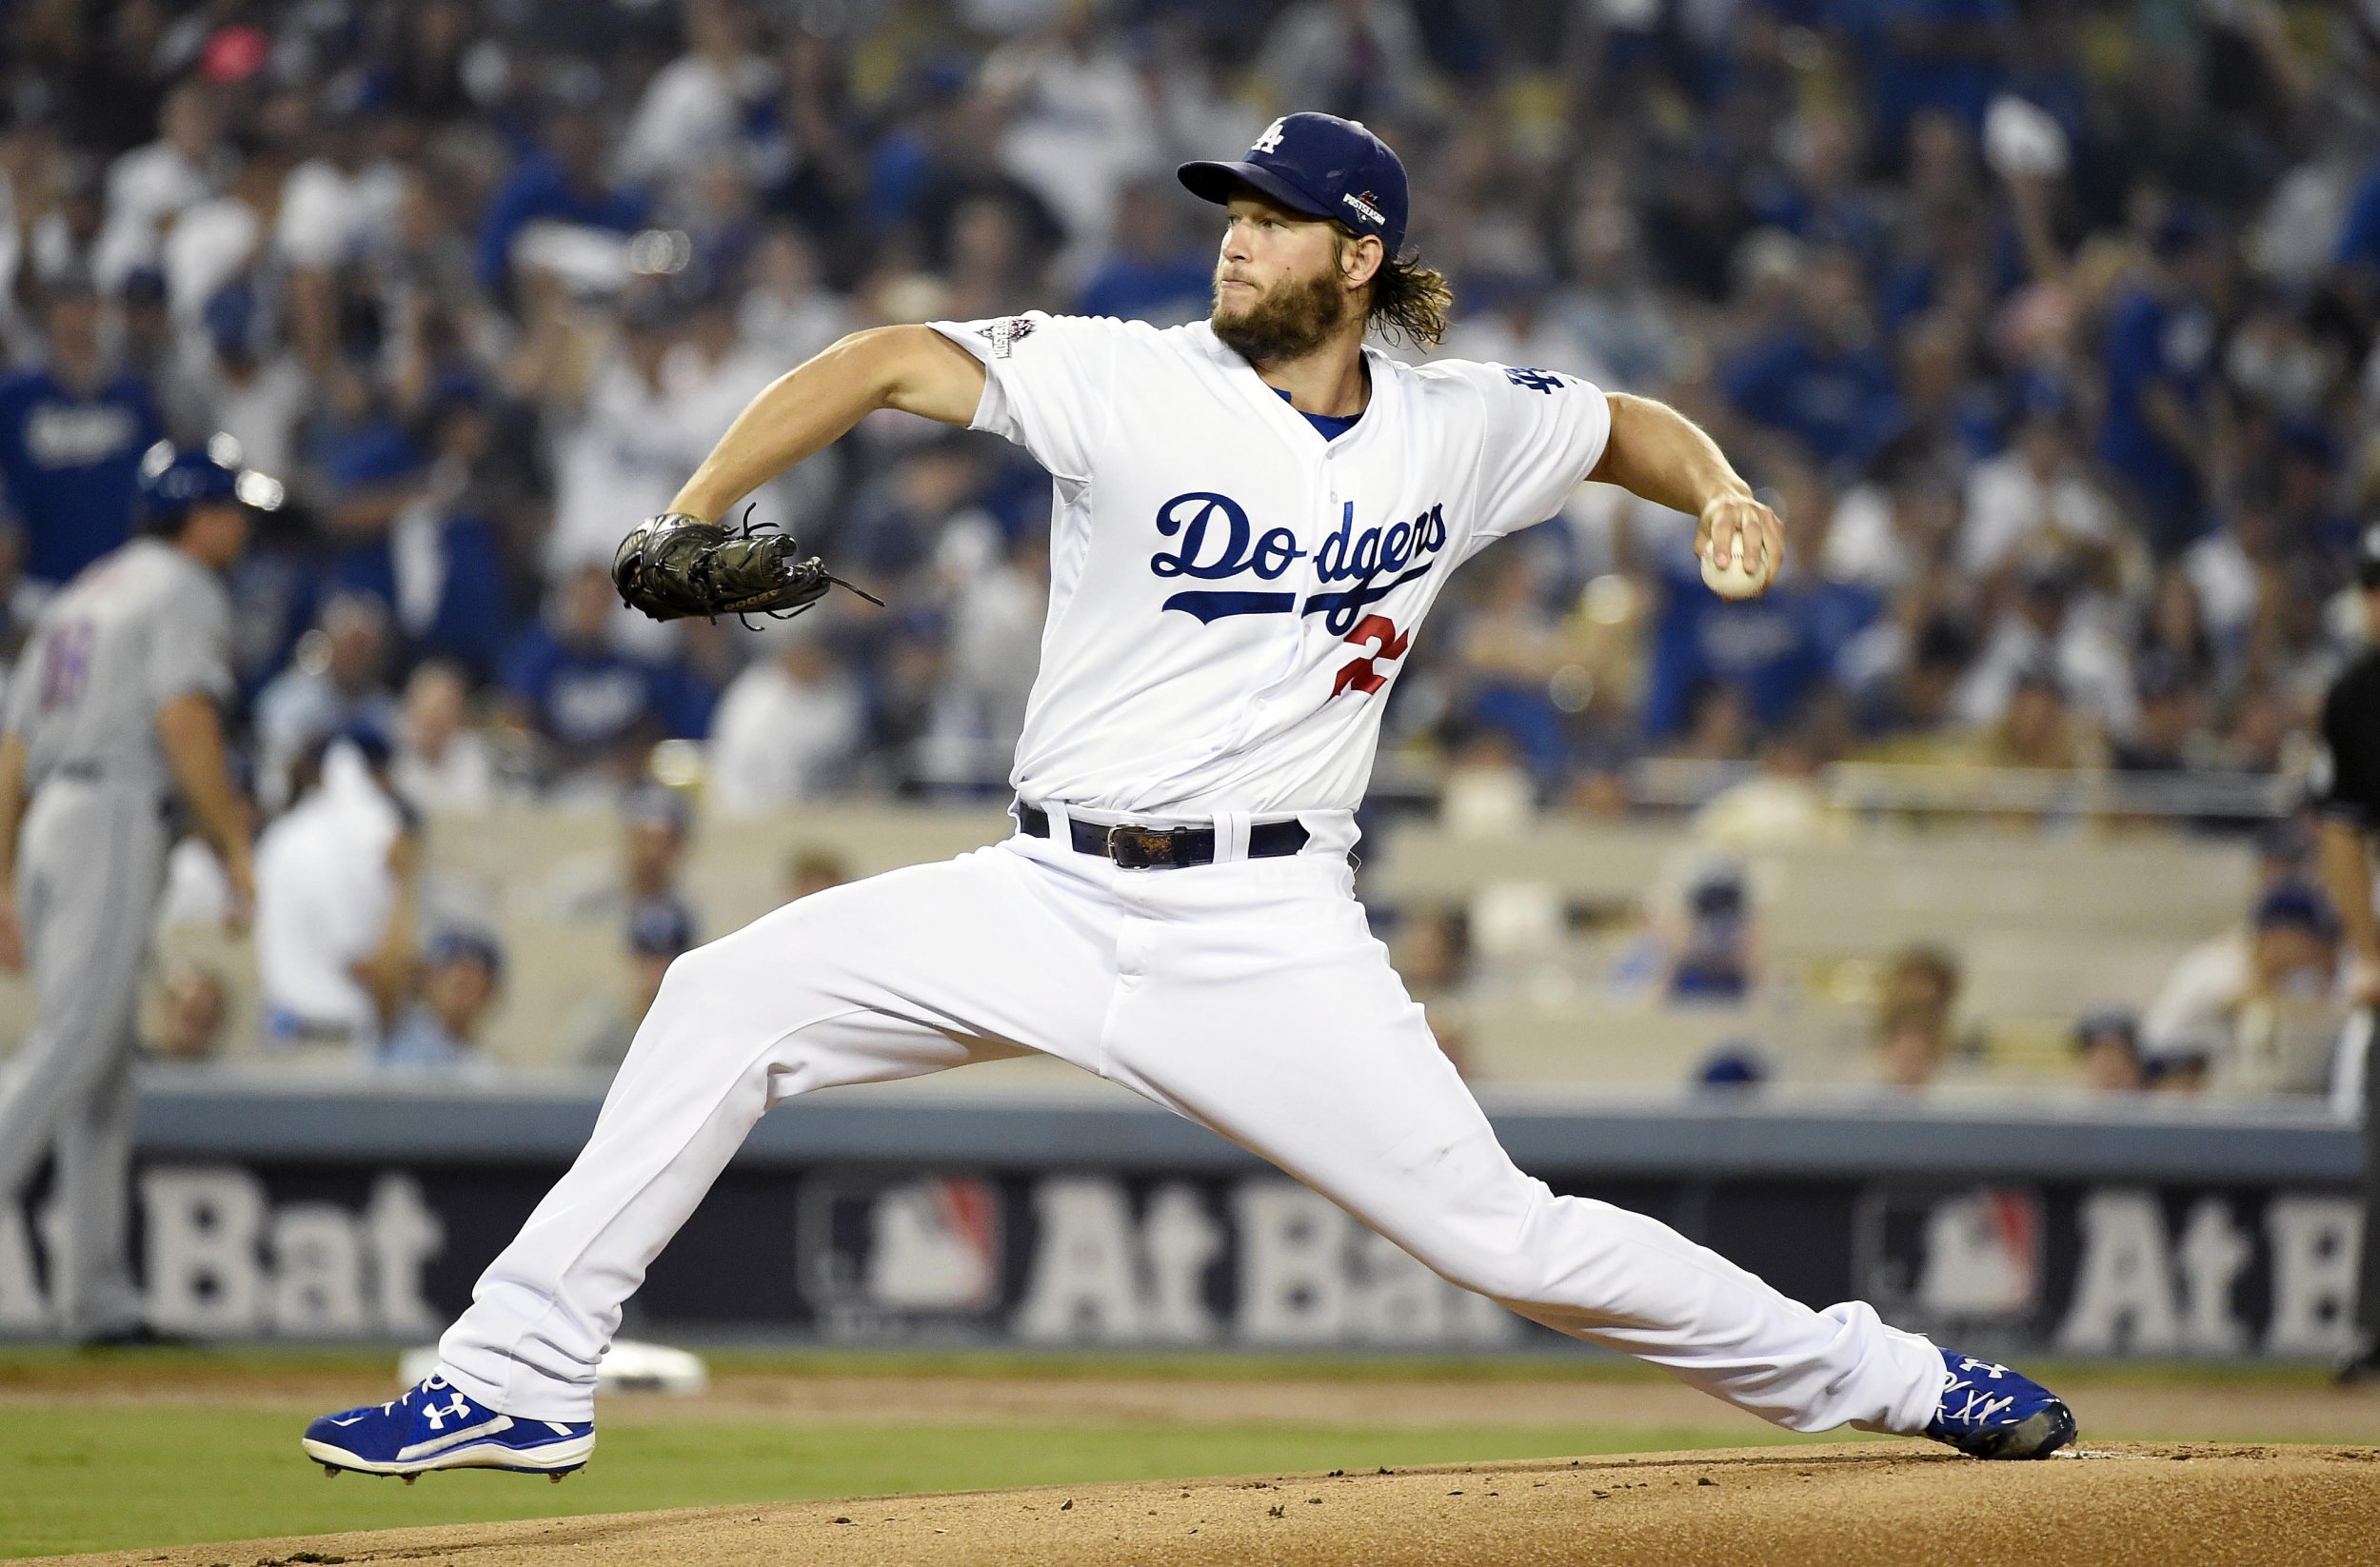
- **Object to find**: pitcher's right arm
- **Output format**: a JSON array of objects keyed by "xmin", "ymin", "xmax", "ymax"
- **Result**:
[{"xmin": 666, "ymin": 327, "xmax": 990, "ymax": 524}]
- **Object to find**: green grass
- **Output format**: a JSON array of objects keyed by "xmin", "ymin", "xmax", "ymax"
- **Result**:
[
  {"xmin": 0, "ymin": 1404, "xmax": 1814, "ymax": 1558},
  {"xmin": 0, "ymin": 1347, "xmax": 2348, "ymax": 1558},
  {"xmin": 0, "ymin": 1343, "xmax": 2345, "ymax": 1394}
]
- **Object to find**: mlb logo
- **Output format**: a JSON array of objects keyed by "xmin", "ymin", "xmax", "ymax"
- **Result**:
[
  {"xmin": 1855, "ymin": 1184, "xmax": 2044, "ymax": 1339},
  {"xmin": 799, "ymin": 1174, "xmax": 1004, "ymax": 1318}
]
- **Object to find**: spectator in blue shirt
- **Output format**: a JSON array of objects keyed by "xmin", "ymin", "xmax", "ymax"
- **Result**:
[
  {"xmin": 0, "ymin": 277, "xmax": 164, "ymax": 585},
  {"xmin": 1641, "ymin": 547, "xmax": 1880, "ymax": 744},
  {"xmin": 2097, "ymin": 211, "xmax": 2225, "ymax": 555},
  {"xmin": 475, "ymin": 101, "xmax": 652, "ymax": 294},
  {"xmin": 327, "ymin": 388, "xmax": 516, "ymax": 682},
  {"xmin": 1745, "ymin": 108, "xmax": 1887, "ymax": 274},
  {"xmin": 254, "ymin": 592, "xmax": 405, "ymax": 809},
  {"xmin": 500, "ymin": 563, "xmax": 671, "ymax": 787},
  {"xmin": 2336, "ymin": 156, "xmax": 2380, "ymax": 285},
  {"xmin": 1722, "ymin": 250, "xmax": 1905, "ymax": 477},
  {"xmin": 1076, "ymin": 181, "xmax": 1214, "ymax": 327},
  {"xmin": 1854, "ymin": 0, "xmax": 2013, "ymax": 154}
]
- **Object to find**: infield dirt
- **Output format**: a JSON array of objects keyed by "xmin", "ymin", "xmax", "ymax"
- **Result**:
[{"xmin": 25, "ymin": 1442, "xmax": 2380, "ymax": 1567}]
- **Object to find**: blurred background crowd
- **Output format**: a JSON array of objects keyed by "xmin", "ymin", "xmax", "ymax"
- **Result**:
[{"xmin": 3, "ymin": 0, "xmax": 2376, "ymax": 1096}]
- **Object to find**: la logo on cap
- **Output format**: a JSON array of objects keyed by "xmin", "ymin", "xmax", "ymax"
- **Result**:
[{"xmin": 1253, "ymin": 118, "xmax": 1286, "ymax": 154}]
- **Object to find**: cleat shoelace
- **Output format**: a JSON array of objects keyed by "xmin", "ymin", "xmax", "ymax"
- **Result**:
[{"xmin": 373, "ymin": 1373, "xmax": 452, "ymax": 1418}]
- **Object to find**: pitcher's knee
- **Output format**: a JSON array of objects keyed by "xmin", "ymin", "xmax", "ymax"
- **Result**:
[
  {"xmin": 1398, "ymin": 1206, "xmax": 1559, "ymax": 1304},
  {"xmin": 648, "ymin": 903, "xmax": 828, "ymax": 1014},
  {"xmin": 627, "ymin": 906, "xmax": 846, "ymax": 1064},
  {"xmin": 1397, "ymin": 1180, "xmax": 1597, "ymax": 1308},
  {"xmin": 1431, "ymin": 1244, "xmax": 1554, "ymax": 1307}
]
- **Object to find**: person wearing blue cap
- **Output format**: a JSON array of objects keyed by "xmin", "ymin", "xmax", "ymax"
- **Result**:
[
  {"xmin": 2141, "ymin": 876, "xmax": 2348, "ymax": 1099},
  {"xmin": 377, "ymin": 928, "xmax": 506, "ymax": 1080},
  {"xmin": 569, "ymin": 893, "xmax": 700, "ymax": 1072},
  {"xmin": 0, "ymin": 434, "xmax": 272, "ymax": 1346},
  {"xmin": 306, "ymin": 111, "xmax": 2078, "ymax": 1484}
]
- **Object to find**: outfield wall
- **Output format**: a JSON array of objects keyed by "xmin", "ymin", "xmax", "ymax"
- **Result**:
[{"xmin": 1, "ymin": 1077, "xmax": 2361, "ymax": 1362}]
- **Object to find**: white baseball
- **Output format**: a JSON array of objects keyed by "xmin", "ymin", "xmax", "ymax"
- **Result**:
[{"xmin": 1700, "ymin": 534, "xmax": 1775, "ymax": 600}]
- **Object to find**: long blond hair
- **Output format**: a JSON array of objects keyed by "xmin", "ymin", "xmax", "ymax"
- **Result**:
[
  {"xmin": 1364, "ymin": 249, "xmax": 1455, "ymax": 348},
  {"xmin": 1332, "ymin": 225, "xmax": 1453, "ymax": 348}
]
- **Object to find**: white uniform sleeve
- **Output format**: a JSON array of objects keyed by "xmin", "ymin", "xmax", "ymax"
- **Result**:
[
  {"xmin": 925, "ymin": 312, "xmax": 1121, "ymax": 484},
  {"xmin": 1461, "ymin": 364, "xmax": 1614, "ymax": 544}
]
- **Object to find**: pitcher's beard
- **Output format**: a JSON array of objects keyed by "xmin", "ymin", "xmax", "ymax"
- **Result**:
[{"xmin": 1212, "ymin": 268, "xmax": 1351, "ymax": 364}]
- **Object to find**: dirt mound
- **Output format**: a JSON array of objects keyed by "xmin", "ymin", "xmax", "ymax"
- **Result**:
[{"xmin": 30, "ymin": 1442, "xmax": 2380, "ymax": 1567}]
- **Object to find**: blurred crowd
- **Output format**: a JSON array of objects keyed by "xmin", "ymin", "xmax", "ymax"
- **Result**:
[
  {"xmin": 5, "ymin": 0, "xmax": 2380, "ymax": 1084},
  {"xmin": 1387, "ymin": 804, "xmax": 2370, "ymax": 1101}
]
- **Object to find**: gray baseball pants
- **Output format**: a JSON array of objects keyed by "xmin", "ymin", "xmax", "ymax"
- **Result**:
[{"xmin": 0, "ymin": 778, "xmax": 167, "ymax": 1339}]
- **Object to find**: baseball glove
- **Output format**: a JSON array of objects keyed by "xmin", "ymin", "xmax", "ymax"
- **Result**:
[{"xmin": 610, "ymin": 508, "xmax": 884, "ymax": 625}]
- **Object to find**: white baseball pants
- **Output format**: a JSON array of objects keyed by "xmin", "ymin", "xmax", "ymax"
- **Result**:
[{"xmin": 440, "ymin": 822, "xmax": 1947, "ymax": 1432}]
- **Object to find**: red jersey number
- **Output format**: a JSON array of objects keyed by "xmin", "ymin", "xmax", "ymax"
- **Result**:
[{"xmin": 1330, "ymin": 614, "xmax": 1409, "ymax": 698}]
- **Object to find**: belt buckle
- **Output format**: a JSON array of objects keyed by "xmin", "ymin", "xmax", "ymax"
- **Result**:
[{"xmin": 1106, "ymin": 823, "xmax": 1183, "ymax": 870}]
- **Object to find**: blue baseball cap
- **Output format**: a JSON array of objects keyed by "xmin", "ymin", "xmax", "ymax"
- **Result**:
[
  {"xmin": 137, "ymin": 434, "xmax": 285, "ymax": 531},
  {"xmin": 426, "ymin": 926, "xmax": 505, "ymax": 981},
  {"xmin": 1179, "ymin": 112, "xmax": 1409, "ymax": 255},
  {"xmin": 628, "ymin": 893, "xmax": 697, "ymax": 958},
  {"xmin": 2253, "ymin": 880, "xmax": 2339, "ymax": 941}
]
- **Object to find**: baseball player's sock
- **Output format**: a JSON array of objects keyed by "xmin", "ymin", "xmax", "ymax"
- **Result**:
[
  {"xmin": 300, "ymin": 1373, "xmax": 593, "ymax": 1481},
  {"xmin": 1922, "ymin": 1349, "xmax": 2077, "ymax": 1459}
]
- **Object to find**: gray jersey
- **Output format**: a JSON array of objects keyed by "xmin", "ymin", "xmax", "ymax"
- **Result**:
[{"xmin": 2, "ymin": 537, "xmax": 234, "ymax": 798}]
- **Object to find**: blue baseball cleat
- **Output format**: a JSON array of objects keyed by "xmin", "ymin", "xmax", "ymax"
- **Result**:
[
  {"xmin": 1924, "ymin": 1348, "xmax": 2077, "ymax": 1459},
  {"xmin": 301, "ymin": 1373, "xmax": 593, "ymax": 1482}
]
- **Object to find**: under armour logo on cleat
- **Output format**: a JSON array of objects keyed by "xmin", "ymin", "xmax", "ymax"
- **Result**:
[{"xmin": 420, "ymin": 1394, "xmax": 473, "ymax": 1430}]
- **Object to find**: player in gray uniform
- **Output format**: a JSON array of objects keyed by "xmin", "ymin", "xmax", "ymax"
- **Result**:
[{"xmin": 0, "ymin": 437, "xmax": 275, "ymax": 1344}]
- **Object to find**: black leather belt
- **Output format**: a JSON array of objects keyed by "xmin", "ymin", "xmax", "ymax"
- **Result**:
[
  {"xmin": 1017, "ymin": 803, "xmax": 1310, "ymax": 870},
  {"xmin": 47, "ymin": 761, "xmax": 171, "ymax": 817}
]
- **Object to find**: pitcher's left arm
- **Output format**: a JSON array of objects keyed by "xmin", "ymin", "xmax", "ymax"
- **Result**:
[{"xmin": 1590, "ymin": 392, "xmax": 1784, "ymax": 592}]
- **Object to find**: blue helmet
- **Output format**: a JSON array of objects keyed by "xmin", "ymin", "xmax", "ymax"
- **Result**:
[{"xmin": 137, "ymin": 435, "xmax": 285, "ymax": 532}]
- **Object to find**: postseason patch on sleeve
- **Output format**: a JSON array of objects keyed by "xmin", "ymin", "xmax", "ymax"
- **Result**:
[{"xmin": 976, "ymin": 316, "xmax": 1038, "ymax": 359}]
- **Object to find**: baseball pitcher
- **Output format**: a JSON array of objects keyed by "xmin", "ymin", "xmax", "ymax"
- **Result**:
[{"xmin": 305, "ymin": 114, "xmax": 2074, "ymax": 1478}]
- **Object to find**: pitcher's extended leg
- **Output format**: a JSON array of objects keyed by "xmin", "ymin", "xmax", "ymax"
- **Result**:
[
  {"xmin": 1103, "ymin": 858, "xmax": 1945, "ymax": 1436},
  {"xmin": 439, "ymin": 846, "xmax": 1114, "ymax": 1419}
]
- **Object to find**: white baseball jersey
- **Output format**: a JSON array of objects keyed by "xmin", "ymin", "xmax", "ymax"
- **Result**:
[{"xmin": 925, "ymin": 313, "xmax": 1611, "ymax": 817}]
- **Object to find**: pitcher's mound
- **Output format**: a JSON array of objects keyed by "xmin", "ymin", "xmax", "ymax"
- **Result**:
[{"xmin": 34, "ymin": 1442, "xmax": 2380, "ymax": 1567}]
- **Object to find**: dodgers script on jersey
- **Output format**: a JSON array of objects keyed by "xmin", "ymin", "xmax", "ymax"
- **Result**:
[{"xmin": 925, "ymin": 311, "xmax": 1610, "ymax": 817}]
